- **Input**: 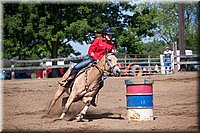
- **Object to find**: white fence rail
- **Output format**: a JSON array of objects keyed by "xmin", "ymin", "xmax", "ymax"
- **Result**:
[{"xmin": 1, "ymin": 54, "xmax": 199, "ymax": 79}]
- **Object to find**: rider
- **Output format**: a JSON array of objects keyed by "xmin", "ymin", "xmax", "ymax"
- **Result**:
[
  {"xmin": 59, "ymin": 27, "xmax": 116, "ymax": 106},
  {"xmin": 91, "ymin": 30, "xmax": 102, "ymax": 43}
]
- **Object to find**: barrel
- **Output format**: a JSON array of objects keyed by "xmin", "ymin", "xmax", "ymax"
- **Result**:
[{"xmin": 125, "ymin": 79, "xmax": 154, "ymax": 121}]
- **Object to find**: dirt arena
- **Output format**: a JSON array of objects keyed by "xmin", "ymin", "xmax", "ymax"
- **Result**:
[{"xmin": 2, "ymin": 72, "xmax": 199, "ymax": 132}]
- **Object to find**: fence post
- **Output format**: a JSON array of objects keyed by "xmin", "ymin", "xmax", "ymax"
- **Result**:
[
  {"xmin": 11, "ymin": 59, "xmax": 15, "ymax": 80},
  {"xmin": 173, "ymin": 42, "xmax": 178, "ymax": 73},
  {"xmin": 148, "ymin": 53, "xmax": 151, "ymax": 74},
  {"xmin": 42, "ymin": 59, "xmax": 46, "ymax": 79},
  {"xmin": 51, "ymin": 60, "xmax": 58, "ymax": 78},
  {"xmin": 125, "ymin": 54, "xmax": 127, "ymax": 69}
]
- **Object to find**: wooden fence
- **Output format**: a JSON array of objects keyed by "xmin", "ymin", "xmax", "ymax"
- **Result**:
[
  {"xmin": 1, "ymin": 54, "xmax": 199, "ymax": 79},
  {"xmin": 1, "ymin": 56, "xmax": 87, "ymax": 71}
]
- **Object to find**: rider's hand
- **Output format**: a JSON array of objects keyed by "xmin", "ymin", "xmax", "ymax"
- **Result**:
[
  {"xmin": 93, "ymin": 60, "xmax": 99, "ymax": 64},
  {"xmin": 93, "ymin": 61, "xmax": 97, "ymax": 64},
  {"xmin": 91, "ymin": 60, "xmax": 97, "ymax": 66}
]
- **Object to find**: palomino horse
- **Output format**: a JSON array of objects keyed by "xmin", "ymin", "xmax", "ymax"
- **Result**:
[{"xmin": 45, "ymin": 53, "xmax": 121, "ymax": 121}]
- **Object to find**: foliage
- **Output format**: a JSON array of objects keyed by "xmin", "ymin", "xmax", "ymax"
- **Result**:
[
  {"xmin": 145, "ymin": 2, "xmax": 198, "ymax": 54},
  {"xmin": 3, "ymin": 2, "xmax": 199, "ymax": 60},
  {"xmin": 117, "ymin": 3, "xmax": 157, "ymax": 54}
]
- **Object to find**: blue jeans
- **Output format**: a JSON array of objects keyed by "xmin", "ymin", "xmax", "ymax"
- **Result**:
[{"xmin": 70, "ymin": 56, "xmax": 94, "ymax": 75}]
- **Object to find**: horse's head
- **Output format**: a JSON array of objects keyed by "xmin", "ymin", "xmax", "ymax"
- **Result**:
[{"xmin": 105, "ymin": 53, "xmax": 121, "ymax": 76}]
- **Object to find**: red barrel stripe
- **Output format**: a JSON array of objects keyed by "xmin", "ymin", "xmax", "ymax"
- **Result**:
[{"xmin": 126, "ymin": 84, "xmax": 153, "ymax": 94}]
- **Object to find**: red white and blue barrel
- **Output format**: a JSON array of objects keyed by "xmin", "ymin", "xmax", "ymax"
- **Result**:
[{"xmin": 125, "ymin": 79, "xmax": 154, "ymax": 121}]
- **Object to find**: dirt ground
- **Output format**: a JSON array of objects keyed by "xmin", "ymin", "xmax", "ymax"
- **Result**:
[{"xmin": 2, "ymin": 72, "xmax": 199, "ymax": 132}]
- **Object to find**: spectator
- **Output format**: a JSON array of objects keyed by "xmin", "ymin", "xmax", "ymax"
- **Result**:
[{"xmin": 163, "ymin": 47, "xmax": 172, "ymax": 74}]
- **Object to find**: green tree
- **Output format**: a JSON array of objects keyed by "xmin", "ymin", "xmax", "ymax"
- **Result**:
[
  {"xmin": 147, "ymin": 3, "xmax": 198, "ymax": 54},
  {"xmin": 3, "ymin": 3, "xmax": 123, "ymax": 59},
  {"xmin": 116, "ymin": 3, "xmax": 157, "ymax": 54},
  {"xmin": 3, "ymin": 4, "xmax": 89, "ymax": 59},
  {"xmin": 4, "ymin": 4, "xmax": 36, "ymax": 59},
  {"xmin": 3, "ymin": 2, "xmax": 165, "ymax": 59},
  {"xmin": 184, "ymin": 3, "xmax": 199, "ymax": 54}
]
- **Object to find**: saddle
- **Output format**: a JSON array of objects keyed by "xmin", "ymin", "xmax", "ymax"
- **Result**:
[{"xmin": 65, "ymin": 62, "xmax": 100, "ymax": 94}]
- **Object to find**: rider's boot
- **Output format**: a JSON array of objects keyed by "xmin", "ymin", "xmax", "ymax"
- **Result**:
[{"xmin": 58, "ymin": 73, "xmax": 77, "ymax": 87}]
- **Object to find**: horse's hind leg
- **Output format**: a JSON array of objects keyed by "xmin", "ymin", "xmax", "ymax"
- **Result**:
[
  {"xmin": 75, "ymin": 96, "xmax": 93, "ymax": 122},
  {"xmin": 47, "ymin": 66, "xmax": 72, "ymax": 115},
  {"xmin": 47, "ymin": 85, "xmax": 65, "ymax": 115},
  {"xmin": 76, "ymin": 101, "xmax": 91, "ymax": 122}
]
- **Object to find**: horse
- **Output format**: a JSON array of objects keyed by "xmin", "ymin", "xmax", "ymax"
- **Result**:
[{"xmin": 45, "ymin": 53, "xmax": 121, "ymax": 121}]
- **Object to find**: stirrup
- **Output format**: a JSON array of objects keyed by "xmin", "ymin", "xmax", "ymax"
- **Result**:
[
  {"xmin": 58, "ymin": 81, "xmax": 65, "ymax": 85},
  {"xmin": 61, "ymin": 76, "xmax": 75, "ymax": 87},
  {"xmin": 62, "ymin": 81, "xmax": 69, "ymax": 87},
  {"xmin": 58, "ymin": 78, "xmax": 68, "ymax": 85},
  {"xmin": 59, "ymin": 74, "xmax": 75, "ymax": 86}
]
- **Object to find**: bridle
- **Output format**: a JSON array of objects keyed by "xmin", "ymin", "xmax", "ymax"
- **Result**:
[
  {"xmin": 91, "ymin": 53, "xmax": 118, "ymax": 76},
  {"xmin": 84, "ymin": 53, "xmax": 118, "ymax": 91},
  {"xmin": 105, "ymin": 53, "xmax": 118, "ymax": 74}
]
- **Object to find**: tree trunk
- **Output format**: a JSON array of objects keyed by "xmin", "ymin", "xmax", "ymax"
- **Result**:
[
  {"xmin": 178, "ymin": 3, "xmax": 186, "ymax": 71},
  {"xmin": 51, "ymin": 41, "xmax": 59, "ymax": 77}
]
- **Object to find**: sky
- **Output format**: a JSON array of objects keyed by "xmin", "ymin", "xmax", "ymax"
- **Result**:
[{"xmin": 70, "ymin": 41, "xmax": 89, "ymax": 56}]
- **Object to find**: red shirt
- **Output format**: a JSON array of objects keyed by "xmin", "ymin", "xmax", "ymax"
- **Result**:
[{"xmin": 88, "ymin": 38, "xmax": 115, "ymax": 60}]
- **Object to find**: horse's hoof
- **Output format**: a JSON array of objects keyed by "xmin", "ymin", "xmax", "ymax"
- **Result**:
[{"xmin": 76, "ymin": 114, "xmax": 84, "ymax": 122}]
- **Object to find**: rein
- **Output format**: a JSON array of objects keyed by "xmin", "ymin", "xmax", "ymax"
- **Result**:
[
  {"xmin": 84, "ymin": 53, "xmax": 117, "ymax": 92},
  {"xmin": 84, "ymin": 64, "xmax": 105, "ymax": 92},
  {"xmin": 84, "ymin": 56, "xmax": 108, "ymax": 92},
  {"xmin": 94, "ymin": 65, "xmax": 105, "ymax": 75}
]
